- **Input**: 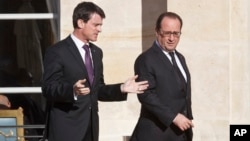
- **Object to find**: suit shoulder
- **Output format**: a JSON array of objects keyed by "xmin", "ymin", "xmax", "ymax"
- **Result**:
[
  {"xmin": 55, "ymin": 36, "xmax": 73, "ymax": 48},
  {"xmin": 46, "ymin": 36, "xmax": 75, "ymax": 53},
  {"xmin": 175, "ymin": 50, "xmax": 186, "ymax": 59},
  {"xmin": 89, "ymin": 42, "xmax": 102, "ymax": 50},
  {"xmin": 89, "ymin": 42, "xmax": 103, "ymax": 57},
  {"xmin": 136, "ymin": 46, "xmax": 157, "ymax": 59}
]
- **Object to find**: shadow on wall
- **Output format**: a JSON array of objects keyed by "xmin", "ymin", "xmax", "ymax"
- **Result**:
[{"xmin": 141, "ymin": 0, "xmax": 167, "ymax": 52}]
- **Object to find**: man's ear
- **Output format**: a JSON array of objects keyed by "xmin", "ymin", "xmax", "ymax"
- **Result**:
[
  {"xmin": 77, "ymin": 19, "xmax": 85, "ymax": 29},
  {"xmin": 155, "ymin": 31, "xmax": 160, "ymax": 37}
]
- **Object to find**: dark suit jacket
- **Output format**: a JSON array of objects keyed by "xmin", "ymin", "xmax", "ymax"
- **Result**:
[
  {"xmin": 130, "ymin": 42, "xmax": 193, "ymax": 141},
  {"xmin": 42, "ymin": 36, "xmax": 127, "ymax": 141}
]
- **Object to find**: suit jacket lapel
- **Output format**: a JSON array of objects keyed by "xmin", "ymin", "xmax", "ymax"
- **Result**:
[
  {"xmin": 151, "ymin": 42, "xmax": 173, "ymax": 70},
  {"xmin": 65, "ymin": 36, "xmax": 90, "ymax": 81},
  {"xmin": 65, "ymin": 36, "xmax": 85, "ymax": 68}
]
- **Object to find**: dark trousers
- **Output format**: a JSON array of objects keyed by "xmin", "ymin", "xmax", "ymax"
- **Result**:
[{"xmin": 82, "ymin": 117, "xmax": 93, "ymax": 141}]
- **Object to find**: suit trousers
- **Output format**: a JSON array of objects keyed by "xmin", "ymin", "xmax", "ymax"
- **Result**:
[{"xmin": 82, "ymin": 115, "xmax": 93, "ymax": 141}]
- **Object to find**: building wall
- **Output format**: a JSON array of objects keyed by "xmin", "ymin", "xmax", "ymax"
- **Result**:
[{"xmin": 60, "ymin": 0, "xmax": 250, "ymax": 141}]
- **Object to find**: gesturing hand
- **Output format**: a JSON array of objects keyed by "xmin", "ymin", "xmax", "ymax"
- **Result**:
[
  {"xmin": 121, "ymin": 75, "xmax": 149, "ymax": 94},
  {"xmin": 73, "ymin": 79, "xmax": 90, "ymax": 96}
]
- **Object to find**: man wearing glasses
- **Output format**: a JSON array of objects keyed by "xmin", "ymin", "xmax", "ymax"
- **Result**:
[{"xmin": 130, "ymin": 12, "xmax": 194, "ymax": 141}]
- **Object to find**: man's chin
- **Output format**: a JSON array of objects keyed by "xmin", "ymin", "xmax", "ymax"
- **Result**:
[
  {"xmin": 90, "ymin": 38, "xmax": 97, "ymax": 42},
  {"xmin": 165, "ymin": 45, "xmax": 176, "ymax": 51}
]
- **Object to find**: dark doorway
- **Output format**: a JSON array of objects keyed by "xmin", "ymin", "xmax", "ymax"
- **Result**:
[{"xmin": 141, "ymin": 0, "xmax": 167, "ymax": 51}]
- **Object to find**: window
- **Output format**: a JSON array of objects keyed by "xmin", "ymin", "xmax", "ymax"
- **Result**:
[
  {"xmin": 0, "ymin": 2, "xmax": 60, "ymax": 138},
  {"xmin": 0, "ymin": 0, "xmax": 60, "ymax": 92}
]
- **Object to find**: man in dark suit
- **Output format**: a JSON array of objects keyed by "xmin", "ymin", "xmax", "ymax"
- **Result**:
[
  {"xmin": 41, "ymin": 1, "xmax": 148, "ymax": 141},
  {"xmin": 130, "ymin": 12, "xmax": 194, "ymax": 141}
]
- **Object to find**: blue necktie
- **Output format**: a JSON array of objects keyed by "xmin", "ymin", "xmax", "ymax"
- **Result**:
[{"xmin": 83, "ymin": 44, "xmax": 94, "ymax": 85}]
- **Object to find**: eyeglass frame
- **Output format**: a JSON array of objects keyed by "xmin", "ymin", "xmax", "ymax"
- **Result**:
[{"xmin": 158, "ymin": 30, "xmax": 182, "ymax": 38}]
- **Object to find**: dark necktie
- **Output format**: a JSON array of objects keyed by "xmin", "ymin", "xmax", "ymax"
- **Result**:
[
  {"xmin": 169, "ymin": 52, "xmax": 186, "ymax": 90},
  {"xmin": 83, "ymin": 44, "xmax": 94, "ymax": 85}
]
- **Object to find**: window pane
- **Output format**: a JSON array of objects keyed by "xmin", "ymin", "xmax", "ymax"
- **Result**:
[
  {"xmin": 0, "ymin": 0, "xmax": 56, "ymax": 87},
  {"xmin": 0, "ymin": 0, "xmax": 59, "ymax": 140}
]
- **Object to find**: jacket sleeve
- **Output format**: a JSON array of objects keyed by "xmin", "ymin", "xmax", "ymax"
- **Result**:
[
  {"xmin": 98, "ymin": 83, "xmax": 127, "ymax": 101},
  {"xmin": 134, "ymin": 54, "xmax": 177, "ymax": 127},
  {"xmin": 42, "ymin": 46, "xmax": 75, "ymax": 102}
]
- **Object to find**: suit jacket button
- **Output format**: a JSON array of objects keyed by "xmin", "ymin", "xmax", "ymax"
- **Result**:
[{"xmin": 89, "ymin": 106, "xmax": 92, "ymax": 110}]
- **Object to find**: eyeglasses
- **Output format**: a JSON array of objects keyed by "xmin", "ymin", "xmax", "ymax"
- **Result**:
[{"xmin": 159, "ymin": 31, "xmax": 181, "ymax": 37}]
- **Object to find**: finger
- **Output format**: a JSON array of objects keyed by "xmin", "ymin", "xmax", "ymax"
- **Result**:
[
  {"xmin": 183, "ymin": 122, "xmax": 190, "ymax": 130},
  {"xmin": 136, "ymin": 91, "xmax": 144, "ymax": 94},
  {"xmin": 137, "ymin": 83, "xmax": 148, "ymax": 87},
  {"xmin": 83, "ymin": 88, "xmax": 90, "ymax": 92},
  {"xmin": 76, "ymin": 79, "xmax": 88, "ymax": 88},
  {"xmin": 129, "ymin": 75, "xmax": 138, "ymax": 81},
  {"xmin": 7, "ymin": 102, "xmax": 11, "ymax": 108},
  {"xmin": 179, "ymin": 126, "xmax": 185, "ymax": 131},
  {"xmin": 187, "ymin": 122, "xmax": 193, "ymax": 129},
  {"xmin": 137, "ymin": 80, "xmax": 149, "ymax": 85},
  {"xmin": 189, "ymin": 121, "xmax": 194, "ymax": 127},
  {"xmin": 136, "ymin": 89, "xmax": 145, "ymax": 94},
  {"xmin": 140, "ymin": 85, "xmax": 149, "ymax": 91},
  {"xmin": 79, "ymin": 79, "xmax": 87, "ymax": 84},
  {"xmin": 80, "ymin": 87, "xmax": 90, "ymax": 92},
  {"xmin": 79, "ymin": 88, "xmax": 90, "ymax": 95},
  {"xmin": 134, "ymin": 74, "xmax": 138, "ymax": 79}
]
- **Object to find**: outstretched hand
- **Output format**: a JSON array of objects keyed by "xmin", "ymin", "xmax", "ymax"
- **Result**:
[{"xmin": 121, "ymin": 75, "xmax": 149, "ymax": 94}]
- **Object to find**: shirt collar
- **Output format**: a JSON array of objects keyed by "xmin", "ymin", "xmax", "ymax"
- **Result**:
[{"xmin": 70, "ymin": 34, "xmax": 89, "ymax": 49}]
